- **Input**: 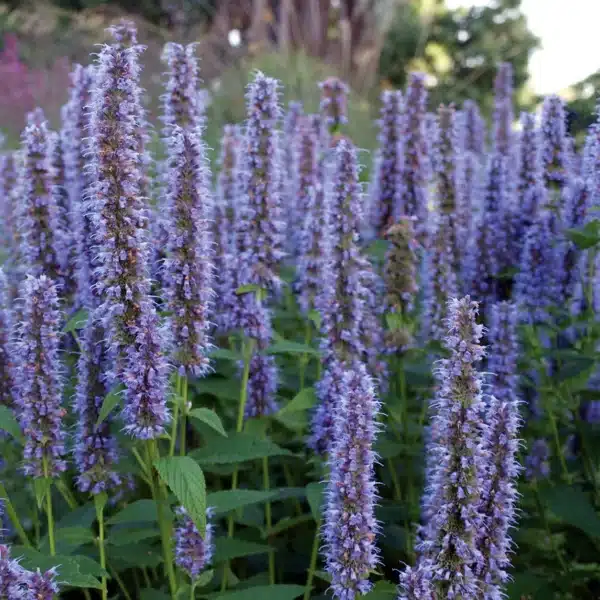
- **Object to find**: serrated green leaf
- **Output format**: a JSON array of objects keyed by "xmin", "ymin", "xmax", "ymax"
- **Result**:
[
  {"xmin": 194, "ymin": 569, "xmax": 214, "ymax": 588},
  {"xmin": 306, "ymin": 482, "xmax": 325, "ymax": 521},
  {"xmin": 207, "ymin": 489, "xmax": 278, "ymax": 515},
  {"xmin": 107, "ymin": 500, "xmax": 158, "ymax": 525},
  {"xmin": 543, "ymin": 485, "xmax": 600, "ymax": 538},
  {"xmin": 0, "ymin": 405, "xmax": 23, "ymax": 442},
  {"xmin": 154, "ymin": 456, "xmax": 207, "ymax": 535},
  {"xmin": 196, "ymin": 377, "xmax": 240, "ymax": 401},
  {"xmin": 213, "ymin": 538, "xmax": 272, "ymax": 563},
  {"xmin": 191, "ymin": 432, "xmax": 293, "ymax": 465},
  {"xmin": 108, "ymin": 526, "xmax": 160, "ymax": 546},
  {"xmin": 264, "ymin": 513, "xmax": 313, "ymax": 537},
  {"xmin": 140, "ymin": 590, "xmax": 171, "ymax": 600},
  {"xmin": 96, "ymin": 385, "xmax": 123, "ymax": 426},
  {"xmin": 189, "ymin": 408, "xmax": 227, "ymax": 437},
  {"xmin": 564, "ymin": 220, "xmax": 600, "ymax": 250},
  {"xmin": 108, "ymin": 543, "xmax": 163, "ymax": 569},
  {"xmin": 214, "ymin": 586, "xmax": 305, "ymax": 600},
  {"xmin": 57, "ymin": 503, "xmax": 96, "ymax": 529},
  {"xmin": 267, "ymin": 340, "xmax": 320, "ymax": 356},
  {"xmin": 363, "ymin": 581, "xmax": 398, "ymax": 599},
  {"xmin": 63, "ymin": 308, "xmax": 89, "ymax": 334},
  {"xmin": 279, "ymin": 387, "xmax": 316, "ymax": 415},
  {"xmin": 39, "ymin": 526, "xmax": 95, "ymax": 554}
]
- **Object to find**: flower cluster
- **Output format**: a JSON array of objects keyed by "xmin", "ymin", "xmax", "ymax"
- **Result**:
[
  {"xmin": 319, "ymin": 77, "xmax": 349, "ymax": 132},
  {"xmin": 540, "ymin": 94, "xmax": 571, "ymax": 189},
  {"xmin": 174, "ymin": 507, "xmax": 214, "ymax": 581},
  {"xmin": 0, "ymin": 268, "xmax": 15, "ymax": 408}
]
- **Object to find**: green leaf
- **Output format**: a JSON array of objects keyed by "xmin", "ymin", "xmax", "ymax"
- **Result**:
[
  {"xmin": 564, "ymin": 220, "xmax": 600, "ymax": 249},
  {"xmin": 279, "ymin": 387, "xmax": 317, "ymax": 415},
  {"xmin": 214, "ymin": 585, "xmax": 305, "ymax": 600},
  {"xmin": 306, "ymin": 482, "xmax": 325, "ymax": 521},
  {"xmin": 264, "ymin": 513, "xmax": 313, "ymax": 537},
  {"xmin": 0, "ymin": 405, "xmax": 23, "ymax": 442},
  {"xmin": 154, "ymin": 456, "xmax": 207, "ymax": 535},
  {"xmin": 108, "ymin": 543, "xmax": 163, "ymax": 568},
  {"xmin": 63, "ymin": 308, "xmax": 89, "ymax": 334},
  {"xmin": 363, "ymin": 581, "xmax": 398, "ymax": 599},
  {"xmin": 196, "ymin": 377, "xmax": 240, "ymax": 401},
  {"xmin": 39, "ymin": 526, "xmax": 95, "ymax": 554},
  {"xmin": 267, "ymin": 340, "xmax": 320, "ymax": 356},
  {"xmin": 213, "ymin": 538, "xmax": 271, "ymax": 563},
  {"xmin": 543, "ymin": 485, "xmax": 600, "ymax": 538},
  {"xmin": 235, "ymin": 284, "xmax": 262, "ymax": 295},
  {"xmin": 194, "ymin": 569, "xmax": 214, "ymax": 588},
  {"xmin": 307, "ymin": 310, "xmax": 321, "ymax": 330},
  {"xmin": 191, "ymin": 432, "xmax": 293, "ymax": 465},
  {"xmin": 209, "ymin": 348, "xmax": 242, "ymax": 361},
  {"xmin": 207, "ymin": 489, "xmax": 278, "ymax": 515},
  {"xmin": 96, "ymin": 385, "xmax": 123, "ymax": 426},
  {"xmin": 33, "ymin": 478, "xmax": 51, "ymax": 510},
  {"xmin": 57, "ymin": 503, "xmax": 96, "ymax": 529},
  {"xmin": 189, "ymin": 408, "xmax": 227, "ymax": 437},
  {"xmin": 107, "ymin": 500, "xmax": 158, "ymax": 525},
  {"xmin": 555, "ymin": 355, "xmax": 596, "ymax": 382},
  {"xmin": 108, "ymin": 526, "xmax": 160, "ymax": 546},
  {"xmin": 140, "ymin": 590, "xmax": 171, "ymax": 600},
  {"xmin": 12, "ymin": 547, "xmax": 106, "ymax": 589}
]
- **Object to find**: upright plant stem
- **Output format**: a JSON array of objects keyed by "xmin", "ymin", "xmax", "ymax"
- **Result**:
[
  {"xmin": 0, "ymin": 482, "xmax": 31, "ymax": 546},
  {"xmin": 263, "ymin": 454, "xmax": 275, "ymax": 584},
  {"xmin": 303, "ymin": 520, "xmax": 321, "ymax": 600},
  {"xmin": 42, "ymin": 458, "xmax": 56, "ymax": 556},
  {"xmin": 95, "ymin": 494, "xmax": 108, "ymax": 600},
  {"xmin": 180, "ymin": 375, "xmax": 188, "ymax": 456},
  {"xmin": 299, "ymin": 320, "xmax": 312, "ymax": 390},
  {"xmin": 109, "ymin": 564, "xmax": 134, "ymax": 600},
  {"xmin": 169, "ymin": 375, "xmax": 182, "ymax": 457}
]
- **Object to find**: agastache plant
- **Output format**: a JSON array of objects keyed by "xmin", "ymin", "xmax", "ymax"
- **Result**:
[
  {"xmin": 410, "ymin": 297, "xmax": 488, "ymax": 599},
  {"xmin": 323, "ymin": 361, "xmax": 380, "ymax": 599},
  {"xmin": 373, "ymin": 90, "xmax": 402, "ymax": 232},
  {"xmin": 0, "ymin": 268, "xmax": 15, "ymax": 408},
  {"xmin": 73, "ymin": 316, "xmax": 122, "ymax": 494},
  {"xmin": 15, "ymin": 275, "xmax": 67, "ymax": 478},
  {"xmin": 237, "ymin": 71, "xmax": 285, "ymax": 290},
  {"xmin": 283, "ymin": 100, "xmax": 303, "ymax": 241},
  {"xmin": 174, "ymin": 507, "xmax": 214, "ymax": 581},
  {"xmin": 163, "ymin": 126, "xmax": 213, "ymax": 377},
  {"xmin": 399, "ymin": 73, "xmax": 428, "ymax": 230},
  {"xmin": 17, "ymin": 115, "xmax": 63, "ymax": 283},
  {"xmin": 540, "ymin": 94, "xmax": 571, "ymax": 190},
  {"xmin": 319, "ymin": 77, "xmax": 349, "ymax": 133},
  {"xmin": 463, "ymin": 99, "xmax": 485, "ymax": 155},
  {"xmin": 493, "ymin": 62, "xmax": 514, "ymax": 157}
]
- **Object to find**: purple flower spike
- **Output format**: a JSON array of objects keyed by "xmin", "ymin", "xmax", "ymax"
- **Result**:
[
  {"xmin": 417, "ymin": 297, "xmax": 487, "ymax": 599},
  {"xmin": 493, "ymin": 63, "xmax": 514, "ymax": 156},
  {"xmin": 487, "ymin": 302, "xmax": 519, "ymax": 404},
  {"xmin": 121, "ymin": 303, "xmax": 170, "ymax": 439},
  {"xmin": 237, "ymin": 71, "xmax": 285, "ymax": 291},
  {"xmin": 540, "ymin": 94, "xmax": 571, "ymax": 190},
  {"xmin": 17, "ymin": 116, "xmax": 63, "ymax": 283},
  {"xmin": 89, "ymin": 24, "xmax": 151, "ymax": 356},
  {"xmin": 26, "ymin": 568, "xmax": 60, "ymax": 600},
  {"xmin": 0, "ymin": 152, "xmax": 17, "ymax": 258},
  {"xmin": 295, "ymin": 115, "xmax": 326, "ymax": 315},
  {"xmin": 398, "ymin": 562, "xmax": 435, "ymax": 600},
  {"xmin": 15, "ymin": 275, "xmax": 67, "ymax": 478},
  {"xmin": 244, "ymin": 353, "xmax": 279, "ymax": 419},
  {"xmin": 161, "ymin": 42, "xmax": 203, "ymax": 135},
  {"xmin": 174, "ymin": 506, "xmax": 214, "ymax": 581},
  {"xmin": 0, "ymin": 269, "xmax": 16, "ymax": 408},
  {"xmin": 323, "ymin": 360, "xmax": 380, "ymax": 599},
  {"xmin": 319, "ymin": 77, "xmax": 349, "ymax": 132},
  {"xmin": 399, "ymin": 73, "xmax": 428, "ymax": 229},
  {"xmin": 525, "ymin": 438, "xmax": 550, "ymax": 480},
  {"xmin": 163, "ymin": 126, "xmax": 213, "ymax": 377},
  {"xmin": 63, "ymin": 64, "xmax": 96, "ymax": 309},
  {"xmin": 373, "ymin": 90, "xmax": 403, "ymax": 232},
  {"xmin": 74, "ymin": 316, "xmax": 122, "ymax": 494},
  {"xmin": 516, "ymin": 112, "xmax": 544, "ymax": 226},
  {"xmin": 0, "ymin": 544, "xmax": 30, "ymax": 598},
  {"xmin": 463, "ymin": 99, "xmax": 485, "ymax": 155},
  {"xmin": 476, "ymin": 392, "xmax": 522, "ymax": 598},
  {"xmin": 213, "ymin": 124, "xmax": 241, "ymax": 332},
  {"xmin": 283, "ymin": 100, "xmax": 304, "ymax": 232}
]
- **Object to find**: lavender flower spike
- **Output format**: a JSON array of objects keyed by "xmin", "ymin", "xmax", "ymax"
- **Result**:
[
  {"xmin": 0, "ymin": 544, "xmax": 32, "ymax": 598},
  {"xmin": 540, "ymin": 94, "xmax": 571, "ymax": 190},
  {"xmin": 174, "ymin": 506, "xmax": 214, "ymax": 581},
  {"xmin": 476, "ymin": 392, "xmax": 522, "ymax": 598},
  {"xmin": 319, "ymin": 77, "xmax": 349, "ymax": 133},
  {"xmin": 487, "ymin": 301, "xmax": 519, "ymax": 404},
  {"xmin": 73, "ymin": 316, "xmax": 122, "ymax": 494},
  {"xmin": 463, "ymin": 99, "xmax": 485, "ymax": 155},
  {"xmin": 324, "ymin": 360, "xmax": 380, "ymax": 599},
  {"xmin": 238, "ymin": 71, "xmax": 285, "ymax": 290},
  {"xmin": 0, "ymin": 268, "xmax": 16, "ymax": 408},
  {"xmin": 516, "ymin": 112, "xmax": 544, "ymax": 226},
  {"xmin": 26, "ymin": 568, "xmax": 60, "ymax": 600},
  {"xmin": 493, "ymin": 62, "xmax": 514, "ymax": 157},
  {"xmin": 244, "ymin": 353, "xmax": 279, "ymax": 419},
  {"xmin": 417, "ymin": 297, "xmax": 487, "ymax": 599},
  {"xmin": 163, "ymin": 126, "xmax": 213, "ymax": 376},
  {"xmin": 89, "ymin": 23, "xmax": 151, "ymax": 356},
  {"xmin": 17, "ymin": 116, "xmax": 63, "ymax": 283},
  {"xmin": 16, "ymin": 275, "xmax": 67, "ymax": 478}
]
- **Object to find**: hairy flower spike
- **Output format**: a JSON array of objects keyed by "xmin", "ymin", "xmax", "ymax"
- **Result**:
[
  {"xmin": 283, "ymin": 100, "xmax": 304, "ymax": 235},
  {"xmin": 540, "ymin": 94, "xmax": 571, "ymax": 190},
  {"xmin": 26, "ymin": 568, "xmax": 60, "ymax": 600},
  {"xmin": 324, "ymin": 361, "xmax": 380, "ymax": 599},
  {"xmin": 237, "ymin": 71, "xmax": 285, "ymax": 290},
  {"xmin": 0, "ymin": 269, "xmax": 15, "ymax": 408},
  {"xmin": 399, "ymin": 73, "xmax": 428, "ymax": 229},
  {"xmin": 487, "ymin": 302, "xmax": 519, "ymax": 404},
  {"xmin": 244, "ymin": 353, "xmax": 279, "ymax": 419},
  {"xmin": 163, "ymin": 126, "xmax": 213, "ymax": 376},
  {"xmin": 174, "ymin": 507, "xmax": 214, "ymax": 581},
  {"xmin": 493, "ymin": 63, "xmax": 514, "ymax": 156},
  {"xmin": 74, "ymin": 316, "xmax": 121, "ymax": 494},
  {"xmin": 15, "ymin": 275, "xmax": 67, "ymax": 477},
  {"xmin": 0, "ymin": 544, "xmax": 30, "ymax": 598},
  {"xmin": 516, "ymin": 112, "xmax": 544, "ymax": 226},
  {"xmin": 373, "ymin": 90, "xmax": 402, "ymax": 231},
  {"xmin": 319, "ymin": 77, "xmax": 349, "ymax": 132},
  {"xmin": 17, "ymin": 116, "xmax": 63, "ymax": 283},
  {"xmin": 417, "ymin": 297, "xmax": 487, "ymax": 598},
  {"xmin": 463, "ymin": 99, "xmax": 485, "ymax": 155}
]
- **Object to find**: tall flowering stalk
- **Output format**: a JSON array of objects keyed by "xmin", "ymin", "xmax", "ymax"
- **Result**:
[
  {"xmin": 0, "ymin": 269, "xmax": 15, "ymax": 408},
  {"xmin": 73, "ymin": 316, "xmax": 121, "ymax": 494},
  {"xmin": 493, "ymin": 62, "xmax": 514, "ymax": 157},
  {"xmin": 174, "ymin": 507, "xmax": 214, "ymax": 582},
  {"xmin": 283, "ymin": 100, "xmax": 303, "ymax": 243},
  {"xmin": 0, "ymin": 544, "xmax": 28, "ymax": 597},
  {"xmin": 540, "ymin": 94, "xmax": 571, "ymax": 191},
  {"xmin": 237, "ymin": 72, "xmax": 285, "ymax": 291},
  {"xmin": 399, "ymin": 73, "xmax": 428, "ymax": 231},
  {"xmin": 406, "ymin": 297, "xmax": 488, "ymax": 599},
  {"xmin": 373, "ymin": 90, "xmax": 402, "ymax": 232},
  {"xmin": 17, "ymin": 115, "xmax": 63, "ymax": 283},
  {"xmin": 323, "ymin": 361, "xmax": 380, "ymax": 599},
  {"xmin": 63, "ymin": 64, "xmax": 96, "ymax": 309},
  {"xmin": 0, "ymin": 152, "xmax": 16, "ymax": 257},
  {"xmin": 487, "ymin": 302, "xmax": 519, "ymax": 404},
  {"xmin": 319, "ymin": 77, "xmax": 349, "ymax": 133},
  {"xmin": 295, "ymin": 115, "xmax": 325, "ymax": 315},
  {"xmin": 15, "ymin": 275, "xmax": 66, "ymax": 479},
  {"xmin": 163, "ymin": 126, "xmax": 213, "ymax": 377},
  {"xmin": 463, "ymin": 99, "xmax": 485, "ymax": 155}
]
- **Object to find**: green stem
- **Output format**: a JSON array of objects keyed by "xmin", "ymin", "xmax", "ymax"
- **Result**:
[
  {"xmin": 142, "ymin": 568, "xmax": 152, "ymax": 589},
  {"xmin": 263, "ymin": 455, "xmax": 275, "ymax": 585},
  {"xmin": 56, "ymin": 478, "xmax": 78, "ymax": 509},
  {"xmin": 95, "ymin": 495, "xmax": 108, "ymax": 600},
  {"xmin": 532, "ymin": 481, "xmax": 567, "ymax": 572},
  {"xmin": 109, "ymin": 564, "xmax": 133, "ymax": 600},
  {"xmin": 303, "ymin": 521, "xmax": 320, "ymax": 600},
  {"xmin": 169, "ymin": 375, "xmax": 182, "ymax": 457},
  {"xmin": 0, "ymin": 482, "xmax": 31, "ymax": 546},
  {"xmin": 190, "ymin": 581, "xmax": 196, "ymax": 600},
  {"xmin": 42, "ymin": 459, "xmax": 56, "ymax": 556},
  {"xmin": 180, "ymin": 375, "xmax": 188, "ymax": 457},
  {"xmin": 282, "ymin": 464, "xmax": 303, "ymax": 516},
  {"xmin": 387, "ymin": 458, "xmax": 401, "ymax": 501}
]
